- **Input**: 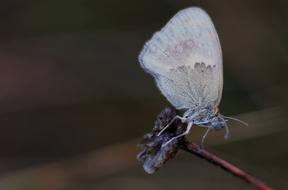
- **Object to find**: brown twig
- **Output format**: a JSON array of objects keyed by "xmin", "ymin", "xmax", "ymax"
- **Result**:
[{"xmin": 181, "ymin": 140, "xmax": 272, "ymax": 190}]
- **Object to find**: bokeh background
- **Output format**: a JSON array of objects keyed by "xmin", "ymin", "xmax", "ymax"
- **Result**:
[{"xmin": 0, "ymin": 0, "xmax": 287, "ymax": 189}]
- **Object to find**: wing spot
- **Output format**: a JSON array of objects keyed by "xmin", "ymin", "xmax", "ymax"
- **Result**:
[{"xmin": 194, "ymin": 62, "xmax": 201, "ymax": 68}]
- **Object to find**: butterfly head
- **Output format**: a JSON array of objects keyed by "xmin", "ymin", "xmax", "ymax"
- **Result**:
[{"xmin": 210, "ymin": 115, "xmax": 226, "ymax": 130}]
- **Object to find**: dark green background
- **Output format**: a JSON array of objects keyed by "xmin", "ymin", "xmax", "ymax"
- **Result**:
[{"xmin": 0, "ymin": 0, "xmax": 287, "ymax": 189}]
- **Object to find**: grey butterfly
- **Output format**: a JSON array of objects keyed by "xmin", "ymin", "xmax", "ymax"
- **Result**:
[{"xmin": 139, "ymin": 7, "xmax": 247, "ymax": 146}]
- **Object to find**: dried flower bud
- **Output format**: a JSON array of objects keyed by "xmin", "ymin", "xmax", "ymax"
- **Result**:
[{"xmin": 137, "ymin": 107, "xmax": 187, "ymax": 174}]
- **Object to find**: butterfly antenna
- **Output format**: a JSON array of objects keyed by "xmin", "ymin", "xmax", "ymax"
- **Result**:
[{"xmin": 222, "ymin": 115, "xmax": 249, "ymax": 127}]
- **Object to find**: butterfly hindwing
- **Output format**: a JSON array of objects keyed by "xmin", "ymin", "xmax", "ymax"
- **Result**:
[{"xmin": 139, "ymin": 7, "xmax": 223, "ymax": 109}]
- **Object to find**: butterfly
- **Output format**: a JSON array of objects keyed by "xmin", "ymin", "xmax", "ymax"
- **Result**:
[{"xmin": 138, "ymin": 7, "xmax": 247, "ymax": 147}]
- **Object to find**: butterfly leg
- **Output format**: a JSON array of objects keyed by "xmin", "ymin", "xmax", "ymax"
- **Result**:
[
  {"xmin": 157, "ymin": 115, "xmax": 185, "ymax": 136},
  {"xmin": 224, "ymin": 123, "xmax": 229, "ymax": 139},
  {"xmin": 162, "ymin": 122, "xmax": 193, "ymax": 147},
  {"xmin": 201, "ymin": 126, "xmax": 212, "ymax": 148}
]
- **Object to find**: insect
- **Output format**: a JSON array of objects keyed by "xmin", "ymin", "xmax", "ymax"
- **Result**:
[{"xmin": 138, "ymin": 7, "xmax": 247, "ymax": 147}]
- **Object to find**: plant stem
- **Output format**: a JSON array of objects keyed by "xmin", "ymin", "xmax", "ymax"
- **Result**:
[{"xmin": 181, "ymin": 142, "xmax": 272, "ymax": 190}]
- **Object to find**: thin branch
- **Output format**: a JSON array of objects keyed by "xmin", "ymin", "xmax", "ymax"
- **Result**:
[{"xmin": 181, "ymin": 142, "xmax": 272, "ymax": 190}]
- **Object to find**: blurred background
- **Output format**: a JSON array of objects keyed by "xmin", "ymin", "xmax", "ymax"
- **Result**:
[{"xmin": 0, "ymin": 0, "xmax": 287, "ymax": 189}]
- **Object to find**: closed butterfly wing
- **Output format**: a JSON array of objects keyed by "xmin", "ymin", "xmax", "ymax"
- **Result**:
[{"xmin": 139, "ymin": 7, "xmax": 223, "ymax": 109}]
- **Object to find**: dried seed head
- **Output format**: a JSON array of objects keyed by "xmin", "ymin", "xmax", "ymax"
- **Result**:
[{"xmin": 137, "ymin": 107, "xmax": 186, "ymax": 174}]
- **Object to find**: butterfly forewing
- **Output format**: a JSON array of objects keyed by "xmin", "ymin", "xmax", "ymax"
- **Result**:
[{"xmin": 139, "ymin": 7, "xmax": 223, "ymax": 109}]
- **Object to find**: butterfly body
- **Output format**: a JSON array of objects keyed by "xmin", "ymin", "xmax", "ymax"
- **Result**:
[{"xmin": 183, "ymin": 103, "xmax": 226, "ymax": 130}]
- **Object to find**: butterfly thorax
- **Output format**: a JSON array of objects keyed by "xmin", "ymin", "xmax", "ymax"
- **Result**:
[{"xmin": 183, "ymin": 104, "xmax": 226, "ymax": 129}]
